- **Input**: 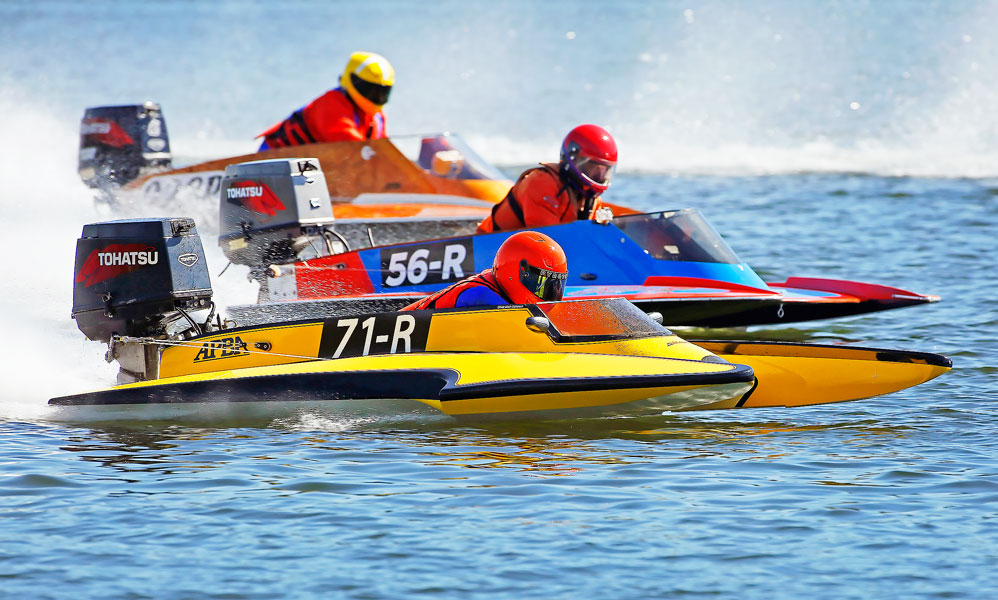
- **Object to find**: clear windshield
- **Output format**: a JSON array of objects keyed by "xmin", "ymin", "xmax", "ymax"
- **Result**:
[
  {"xmin": 614, "ymin": 209, "xmax": 742, "ymax": 264},
  {"xmin": 535, "ymin": 298, "xmax": 669, "ymax": 339},
  {"xmin": 391, "ymin": 133, "xmax": 509, "ymax": 181}
]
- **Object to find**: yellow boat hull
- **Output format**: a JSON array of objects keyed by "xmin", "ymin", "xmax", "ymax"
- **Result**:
[
  {"xmin": 686, "ymin": 341, "xmax": 952, "ymax": 410},
  {"xmin": 51, "ymin": 300, "xmax": 950, "ymax": 418},
  {"xmin": 50, "ymin": 351, "xmax": 754, "ymax": 417}
]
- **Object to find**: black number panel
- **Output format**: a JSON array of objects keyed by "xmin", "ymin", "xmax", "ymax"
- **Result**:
[
  {"xmin": 380, "ymin": 239, "xmax": 475, "ymax": 288},
  {"xmin": 317, "ymin": 312, "xmax": 432, "ymax": 359}
]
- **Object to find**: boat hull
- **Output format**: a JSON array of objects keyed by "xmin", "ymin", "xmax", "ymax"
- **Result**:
[
  {"xmin": 252, "ymin": 212, "xmax": 939, "ymax": 328},
  {"xmin": 687, "ymin": 341, "xmax": 952, "ymax": 409},
  {"xmin": 49, "ymin": 352, "xmax": 755, "ymax": 418},
  {"xmin": 684, "ymin": 278, "xmax": 940, "ymax": 327}
]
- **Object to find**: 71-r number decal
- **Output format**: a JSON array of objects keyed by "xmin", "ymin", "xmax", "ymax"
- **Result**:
[{"xmin": 318, "ymin": 312, "xmax": 431, "ymax": 359}]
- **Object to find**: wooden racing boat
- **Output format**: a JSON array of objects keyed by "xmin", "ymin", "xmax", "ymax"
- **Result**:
[{"xmin": 76, "ymin": 104, "xmax": 634, "ymax": 249}]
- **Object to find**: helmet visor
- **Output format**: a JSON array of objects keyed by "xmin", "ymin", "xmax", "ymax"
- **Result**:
[
  {"xmin": 574, "ymin": 156, "xmax": 615, "ymax": 187},
  {"xmin": 350, "ymin": 73, "xmax": 392, "ymax": 106},
  {"xmin": 519, "ymin": 260, "xmax": 568, "ymax": 302}
]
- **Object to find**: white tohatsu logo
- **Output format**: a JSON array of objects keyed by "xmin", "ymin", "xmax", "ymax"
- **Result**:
[
  {"xmin": 80, "ymin": 121, "xmax": 111, "ymax": 134},
  {"xmin": 98, "ymin": 251, "xmax": 159, "ymax": 266},
  {"xmin": 227, "ymin": 185, "xmax": 264, "ymax": 199}
]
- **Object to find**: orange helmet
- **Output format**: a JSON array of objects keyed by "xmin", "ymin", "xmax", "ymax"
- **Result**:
[{"xmin": 493, "ymin": 231, "xmax": 569, "ymax": 304}]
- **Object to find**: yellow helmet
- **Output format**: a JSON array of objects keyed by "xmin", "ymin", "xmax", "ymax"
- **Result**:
[{"xmin": 340, "ymin": 51, "xmax": 394, "ymax": 114}]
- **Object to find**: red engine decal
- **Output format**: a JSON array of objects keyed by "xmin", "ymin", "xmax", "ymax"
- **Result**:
[
  {"xmin": 75, "ymin": 244, "xmax": 159, "ymax": 287},
  {"xmin": 225, "ymin": 181, "xmax": 286, "ymax": 219},
  {"xmin": 80, "ymin": 118, "xmax": 135, "ymax": 148},
  {"xmin": 296, "ymin": 251, "xmax": 376, "ymax": 297}
]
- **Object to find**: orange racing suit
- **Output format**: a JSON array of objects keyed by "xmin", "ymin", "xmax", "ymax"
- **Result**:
[
  {"xmin": 258, "ymin": 87, "xmax": 386, "ymax": 149},
  {"xmin": 476, "ymin": 163, "xmax": 605, "ymax": 233},
  {"xmin": 401, "ymin": 271, "xmax": 509, "ymax": 310}
]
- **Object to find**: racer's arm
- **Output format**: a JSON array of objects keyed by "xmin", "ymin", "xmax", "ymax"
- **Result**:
[
  {"xmin": 310, "ymin": 113, "xmax": 367, "ymax": 142},
  {"xmin": 517, "ymin": 170, "xmax": 575, "ymax": 228},
  {"xmin": 304, "ymin": 90, "xmax": 368, "ymax": 143},
  {"xmin": 454, "ymin": 285, "xmax": 508, "ymax": 307}
]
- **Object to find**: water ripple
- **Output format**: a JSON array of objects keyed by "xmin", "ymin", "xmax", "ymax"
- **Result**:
[{"xmin": 3, "ymin": 172, "xmax": 997, "ymax": 598}]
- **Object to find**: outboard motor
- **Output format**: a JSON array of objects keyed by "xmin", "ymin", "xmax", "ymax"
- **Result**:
[
  {"xmin": 72, "ymin": 217, "xmax": 213, "ymax": 382},
  {"xmin": 218, "ymin": 158, "xmax": 343, "ymax": 272},
  {"xmin": 78, "ymin": 102, "xmax": 172, "ymax": 189}
]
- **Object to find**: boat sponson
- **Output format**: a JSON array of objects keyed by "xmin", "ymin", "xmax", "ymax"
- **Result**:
[
  {"xmin": 49, "ymin": 359, "xmax": 753, "ymax": 412},
  {"xmin": 686, "ymin": 341, "xmax": 952, "ymax": 410}
]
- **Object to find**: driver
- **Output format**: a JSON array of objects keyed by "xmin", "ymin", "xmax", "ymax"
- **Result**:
[
  {"xmin": 257, "ymin": 51, "xmax": 393, "ymax": 150},
  {"xmin": 476, "ymin": 124, "xmax": 617, "ymax": 233},
  {"xmin": 402, "ymin": 231, "xmax": 568, "ymax": 310}
]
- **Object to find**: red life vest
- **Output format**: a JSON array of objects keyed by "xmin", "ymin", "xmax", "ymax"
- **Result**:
[
  {"xmin": 258, "ymin": 88, "xmax": 386, "ymax": 148},
  {"xmin": 401, "ymin": 271, "xmax": 508, "ymax": 311},
  {"xmin": 476, "ymin": 163, "xmax": 604, "ymax": 233}
]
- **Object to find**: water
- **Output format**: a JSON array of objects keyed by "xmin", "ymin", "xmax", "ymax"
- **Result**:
[{"xmin": 1, "ymin": 1, "xmax": 997, "ymax": 598}]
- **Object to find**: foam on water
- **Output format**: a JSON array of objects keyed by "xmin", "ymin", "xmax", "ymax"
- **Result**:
[
  {"xmin": 0, "ymin": 89, "xmax": 258, "ymax": 419},
  {"xmin": 0, "ymin": 89, "xmax": 111, "ymax": 417}
]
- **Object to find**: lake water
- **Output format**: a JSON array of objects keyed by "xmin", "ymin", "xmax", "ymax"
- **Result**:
[{"xmin": 1, "ymin": 2, "xmax": 996, "ymax": 598}]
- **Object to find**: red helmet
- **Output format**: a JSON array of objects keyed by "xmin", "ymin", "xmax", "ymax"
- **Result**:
[
  {"xmin": 493, "ymin": 231, "xmax": 569, "ymax": 304},
  {"xmin": 559, "ymin": 124, "xmax": 617, "ymax": 199}
]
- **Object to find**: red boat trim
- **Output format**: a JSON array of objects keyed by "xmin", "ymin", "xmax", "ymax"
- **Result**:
[{"xmin": 643, "ymin": 276, "xmax": 775, "ymax": 295}]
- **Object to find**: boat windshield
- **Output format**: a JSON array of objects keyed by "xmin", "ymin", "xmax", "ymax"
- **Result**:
[
  {"xmin": 391, "ymin": 133, "xmax": 509, "ymax": 181},
  {"xmin": 535, "ymin": 298, "xmax": 669, "ymax": 339},
  {"xmin": 614, "ymin": 209, "xmax": 742, "ymax": 264}
]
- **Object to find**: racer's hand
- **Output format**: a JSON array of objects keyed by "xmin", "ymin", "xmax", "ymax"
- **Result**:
[{"xmin": 594, "ymin": 207, "xmax": 614, "ymax": 225}]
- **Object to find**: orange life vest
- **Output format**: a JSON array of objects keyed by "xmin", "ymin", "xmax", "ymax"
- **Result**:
[
  {"xmin": 258, "ymin": 87, "xmax": 386, "ymax": 148},
  {"xmin": 476, "ymin": 163, "xmax": 604, "ymax": 233},
  {"xmin": 401, "ymin": 271, "xmax": 508, "ymax": 311}
]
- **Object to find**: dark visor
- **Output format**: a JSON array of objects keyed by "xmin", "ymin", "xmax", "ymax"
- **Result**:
[
  {"xmin": 574, "ymin": 156, "xmax": 614, "ymax": 186},
  {"xmin": 351, "ymin": 73, "xmax": 392, "ymax": 106},
  {"xmin": 519, "ymin": 260, "xmax": 568, "ymax": 302}
]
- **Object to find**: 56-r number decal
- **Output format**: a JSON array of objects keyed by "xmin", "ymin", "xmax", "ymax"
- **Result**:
[{"xmin": 381, "ymin": 239, "xmax": 474, "ymax": 288}]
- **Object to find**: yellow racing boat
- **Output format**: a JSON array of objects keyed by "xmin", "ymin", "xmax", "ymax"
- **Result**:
[
  {"xmin": 50, "ymin": 298, "xmax": 756, "ymax": 419},
  {"xmin": 51, "ymin": 217, "xmax": 950, "ymax": 421}
]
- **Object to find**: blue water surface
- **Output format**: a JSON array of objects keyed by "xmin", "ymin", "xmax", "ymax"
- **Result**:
[{"xmin": 1, "ymin": 1, "xmax": 996, "ymax": 598}]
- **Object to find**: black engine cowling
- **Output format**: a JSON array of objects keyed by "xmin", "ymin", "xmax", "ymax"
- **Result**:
[
  {"xmin": 72, "ymin": 217, "xmax": 212, "ymax": 343},
  {"xmin": 78, "ymin": 102, "xmax": 172, "ymax": 189}
]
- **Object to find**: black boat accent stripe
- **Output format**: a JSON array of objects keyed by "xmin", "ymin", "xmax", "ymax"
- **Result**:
[
  {"xmin": 49, "ymin": 369, "xmax": 456, "ymax": 406},
  {"xmin": 695, "ymin": 339, "xmax": 952, "ymax": 369},
  {"xmin": 734, "ymin": 377, "xmax": 760, "ymax": 408},
  {"xmin": 438, "ymin": 363, "xmax": 753, "ymax": 401},
  {"xmin": 874, "ymin": 350, "xmax": 952, "ymax": 367},
  {"xmin": 48, "ymin": 364, "xmax": 754, "ymax": 407},
  {"xmin": 683, "ymin": 296, "xmax": 935, "ymax": 327}
]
